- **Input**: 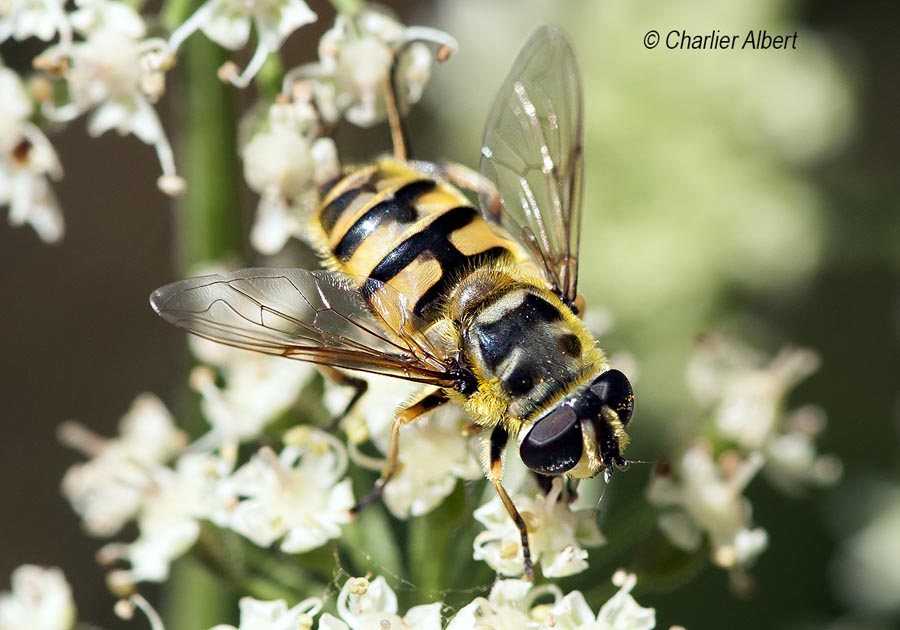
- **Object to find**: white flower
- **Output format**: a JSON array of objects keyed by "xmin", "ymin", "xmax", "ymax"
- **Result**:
[
  {"xmin": 291, "ymin": 9, "xmax": 456, "ymax": 128},
  {"xmin": 60, "ymin": 393, "xmax": 187, "ymax": 536},
  {"xmin": 687, "ymin": 335, "xmax": 841, "ymax": 493},
  {"xmin": 241, "ymin": 99, "xmax": 338, "ymax": 254},
  {"xmin": 0, "ymin": 0, "xmax": 71, "ymax": 47},
  {"xmin": 763, "ymin": 405, "xmax": 842, "ymax": 493},
  {"xmin": 381, "ymin": 405, "xmax": 482, "ymax": 518},
  {"xmin": 211, "ymin": 596, "xmax": 323, "ymax": 630},
  {"xmin": 68, "ymin": 0, "xmax": 145, "ymax": 38},
  {"xmin": 473, "ymin": 476, "xmax": 605, "ymax": 578},
  {"xmin": 446, "ymin": 579, "xmax": 537, "ymax": 630},
  {"xmin": 0, "ymin": 67, "xmax": 64, "ymax": 242},
  {"xmin": 99, "ymin": 450, "xmax": 235, "ymax": 584},
  {"xmin": 317, "ymin": 576, "xmax": 442, "ymax": 630},
  {"xmin": 444, "ymin": 575, "xmax": 660, "ymax": 630},
  {"xmin": 445, "ymin": 573, "xmax": 659, "ymax": 630},
  {"xmin": 189, "ymin": 335, "xmax": 316, "ymax": 446},
  {"xmin": 327, "ymin": 373, "xmax": 482, "ymax": 519},
  {"xmin": 687, "ymin": 335, "xmax": 819, "ymax": 450},
  {"xmin": 542, "ymin": 571, "xmax": 656, "ymax": 630},
  {"xmin": 831, "ymin": 483, "xmax": 900, "ymax": 614},
  {"xmin": 647, "ymin": 443, "xmax": 768, "ymax": 569},
  {"xmin": 167, "ymin": 0, "xmax": 316, "ymax": 88},
  {"xmin": 37, "ymin": 13, "xmax": 184, "ymax": 196},
  {"xmin": 0, "ymin": 566, "xmax": 75, "ymax": 630},
  {"xmin": 226, "ymin": 432, "xmax": 353, "ymax": 553}
]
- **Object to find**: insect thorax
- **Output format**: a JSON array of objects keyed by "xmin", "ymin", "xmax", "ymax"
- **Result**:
[{"xmin": 453, "ymin": 274, "xmax": 607, "ymax": 427}]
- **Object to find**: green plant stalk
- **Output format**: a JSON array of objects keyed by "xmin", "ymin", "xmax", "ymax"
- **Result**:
[
  {"xmin": 329, "ymin": 0, "xmax": 364, "ymax": 16},
  {"xmin": 256, "ymin": 51, "xmax": 284, "ymax": 102},
  {"xmin": 161, "ymin": 20, "xmax": 244, "ymax": 628},
  {"xmin": 175, "ymin": 34, "xmax": 244, "ymax": 270},
  {"xmin": 407, "ymin": 482, "xmax": 468, "ymax": 601},
  {"xmin": 340, "ymin": 500, "xmax": 404, "ymax": 579}
]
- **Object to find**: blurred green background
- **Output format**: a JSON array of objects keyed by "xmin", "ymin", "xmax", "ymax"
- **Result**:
[{"xmin": 1, "ymin": 0, "xmax": 898, "ymax": 628}]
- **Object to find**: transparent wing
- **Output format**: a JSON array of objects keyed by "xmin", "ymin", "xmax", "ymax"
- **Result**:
[
  {"xmin": 479, "ymin": 25, "xmax": 584, "ymax": 305},
  {"xmin": 150, "ymin": 268, "xmax": 457, "ymax": 387}
]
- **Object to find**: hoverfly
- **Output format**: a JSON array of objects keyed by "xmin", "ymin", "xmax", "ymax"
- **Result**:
[{"xmin": 151, "ymin": 25, "xmax": 635, "ymax": 580}]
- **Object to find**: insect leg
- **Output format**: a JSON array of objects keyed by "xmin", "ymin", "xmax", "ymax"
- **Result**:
[
  {"xmin": 385, "ymin": 33, "xmax": 455, "ymax": 161},
  {"xmin": 437, "ymin": 161, "xmax": 503, "ymax": 222},
  {"xmin": 386, "ymin": 51, "xmax": 410, "ymax": 161},
  {"xmin": 318, "ymin": 366, "xmax": 369, "ymax": 430},
  {"xmin": 487, "ymin": 425, "xmax": 535, "ymax": 581},
  {"xmin": 350, "ymin": 388, "xmax": 450, "ymax": 515}
]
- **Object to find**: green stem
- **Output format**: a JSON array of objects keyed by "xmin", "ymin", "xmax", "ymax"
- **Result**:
[
  {"xmin": 329, "ymin": 0, "xmax": 364, "ymax": 16},
  {"xmin": 256, "ymin": 51, "xmax": 284, "ymax": 102},
  {"xmin": 175, "ymin": 35, "xmax": 244, "ymax": 271},
  {"xmin": 162, "ymin": 20, "xmax": 244, "ymax": 629},
  {"xmin": 407, "ymin": 482, "xmax": 467, "ymax": 601},
  {"xmin": 340, "ymin": 501, "xmax": 404, "ymax": 579},
  {"xmin": 164, "ymin": 561, "xmax": 235, "ymax": 630},
  {"xmin": 160, "ymin": 0, "xmax": 195, "ymax": 32}
]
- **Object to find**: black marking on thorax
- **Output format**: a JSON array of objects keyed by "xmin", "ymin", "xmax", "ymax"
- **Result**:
[
  {"xmin": 474, "ymin": 292, "xmax": 563, "ymax": 373},
  {"xmin": 466, "ymin": 290, "xmax": 584, "ymax": 411},
  {"xmin": 333, "ymin": 179, "xmax": 436, "ymax": 261}
]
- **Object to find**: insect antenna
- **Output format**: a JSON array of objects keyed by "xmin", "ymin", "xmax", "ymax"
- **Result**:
[{"xmin": 596, "ymin": 458, "xmax": 656, "ymax": 507}]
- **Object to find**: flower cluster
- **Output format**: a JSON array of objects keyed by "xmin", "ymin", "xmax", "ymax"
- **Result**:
[
  {"xmin": 327, "ymin": 373, "xmax": 483, "ymax": 519},
  {"xmin": 59, "ymin": 378, "xmax": 352, "ymax": 588},
  {"xmin": 2, "ymin": 1, "xmax": 452, "ymax": 247},
  {"xmin": 0, "ymin": 66, "xmax": 64, "ymax": 242},
  {"xmin": 647, "ymin": 335, "xmax": 841, "ymax": 570},
  {"xmin": 188, "ymin": 334, "xmax": 317, "ymax": 447},
  {"xmin": 108, "ymin": 570, "xmax": 660, "ymax": 630},
  {"xmin": 0, "ymin": 565, "xmax": 75, "ymax": 630},
  {"xmin": 34, "ymin": 0, "xmax": 184, "ymax": 195},
  {"xmin": 237, "ymin": 7, "xmax": 457, "ymax": 256},
  {"xmin": 240, "ymin": 91, "xmax": 339, "ymax": 255},
  {"xmin": 474, "ymin": 476, "xmax": 605, "ymax": 578},
  {"xmin": 289, "ymin": 9, "xmax": 456, "ymax": 128},
  {"xmin": 166, "ymin": 0, "xmax": 317, "ymax": 89}
]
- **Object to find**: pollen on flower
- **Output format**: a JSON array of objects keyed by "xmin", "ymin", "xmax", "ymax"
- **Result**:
[
  {"xmin": 106, "ymin": 570, "xmax": 136, "ymax": 598},
  {"xmin": 283, "ymin": 425, "xmax": 316, "ymax": 447},
  {"xmin": 157, "ymin": 174, "xmax": 186, "ymax": 196},
  {"xmin": 500, "ymin": 540, "xmax": 519, "ymax": 559},
  {"xmin": 217, "ymin": 61, "xmax": 240, "ymax": 84},
  {"xmin": 26, "ymin": 76, "xmax": 54, "ymax": 103},
  {"xmin": 113, "ymin": 594, "xmax": 164, "ymax": 630},
  {"xmin": 346, "ymin": 577, "xmax": 369, "ymax": 596}
]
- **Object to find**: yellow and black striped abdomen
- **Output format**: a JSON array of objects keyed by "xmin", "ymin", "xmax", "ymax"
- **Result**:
[{"xmin": 314, "ymin": 158, "xmax": 523, "ymax": 322}]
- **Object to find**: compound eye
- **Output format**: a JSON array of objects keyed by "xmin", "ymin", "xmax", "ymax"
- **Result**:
[
  {"xmin": 589, "ymin": 369, "xmax": 635, "ymax": 426},
  {"xmin": 520, "ymin": 405, "xmax": 583, "ymax": 474}
]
